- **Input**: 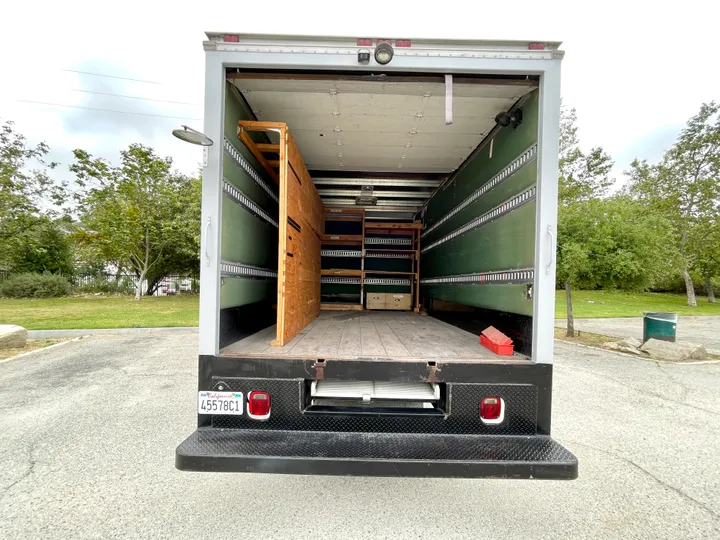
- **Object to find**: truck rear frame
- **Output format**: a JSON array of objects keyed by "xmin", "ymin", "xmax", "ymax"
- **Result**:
[{"xmin": 176, "ymin": 33, "xmax": 577, "ymax": 479}]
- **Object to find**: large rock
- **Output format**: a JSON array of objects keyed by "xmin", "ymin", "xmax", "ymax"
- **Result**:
[
  {"xmin": 640, "ymin": 338, "xmax": 707, "ymax": 361},
  {"xmin": 618, "ymin": 337, "xmax": 642, "ymax": 350},
  {"xmin": 602, "ymin": 336, "xmax": 644, "ymax": 355},
  {"xmin": 0, "ymin": 325, "xmax": 28, "ymax": 349}
]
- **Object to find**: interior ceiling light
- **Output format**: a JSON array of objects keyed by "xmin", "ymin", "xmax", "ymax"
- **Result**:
[
  {"xmin": 374, "ymin": 42, "xmax": 394, "ymax": 65},
  {"xmin": 172, "ymin": 125, "xmax": 213, "ymax": 146},
  {"xmin": 494, "ymin": 109, "xmax": 523, "ymax": 129}
]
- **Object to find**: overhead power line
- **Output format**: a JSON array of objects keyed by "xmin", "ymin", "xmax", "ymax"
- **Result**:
[
  {"xmin": 17, "ymin": 100, "xmax": 202, "ymax": 121},
  {"xmin": 61, "ymin": 69, "xmax": 163, "ymax": 84},
  {"xmin": 71, "ymin": 89, "xmax": 198, "ymax": 106}
]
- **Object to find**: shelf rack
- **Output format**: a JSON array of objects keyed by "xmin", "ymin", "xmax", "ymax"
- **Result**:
[
  {"xmin": 320, "ymin": 210, "xmax": 423, "ymax": 312},
  {"xmin": 364, "ymin": 221, "xmax": 422, "ymax": 312},
  {"xmin": 320, "ymin": 208, "xmax": 365, "ymax": 311}
]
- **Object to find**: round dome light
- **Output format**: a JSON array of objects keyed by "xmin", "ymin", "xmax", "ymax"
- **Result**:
[{"xmin": 374, "ymin": 42, "xmax": 394, "ymax": 65}]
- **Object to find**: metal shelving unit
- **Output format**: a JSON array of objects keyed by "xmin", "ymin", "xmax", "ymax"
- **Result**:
[
  {"xmin": 364, "ymin": 221, "xmax": 423, "ymax": 312},
  {"xmin": 321, "ymin": 208, "xmax": 365, "ymax": 310},
  {"xmin": 321, "ymin": 211, "xmax": 423, "ymax": 312}
]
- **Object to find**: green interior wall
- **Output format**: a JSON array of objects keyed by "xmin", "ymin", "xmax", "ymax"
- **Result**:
[
  {"xmin": 220, "ymin": 82, "xmax": 279, "ymax": 310},
  {"xmin": 421, "ymin": 90, "xmax": 539, "ymax": 316}
]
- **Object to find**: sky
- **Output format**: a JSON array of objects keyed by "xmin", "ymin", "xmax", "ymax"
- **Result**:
[{"xmin": 1, "ymin": 0, "xmax": 718, "ymax": 187}]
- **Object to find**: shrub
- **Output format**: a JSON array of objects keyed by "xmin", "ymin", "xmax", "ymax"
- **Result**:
[{"xmin": 0, "ymin": 273, "xmax": 72, "ymax": 298}]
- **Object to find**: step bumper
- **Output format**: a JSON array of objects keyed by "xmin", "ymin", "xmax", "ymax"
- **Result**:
[{"xmin": 176, "ymin": 429, "xmax": 578, "ymax": 479}]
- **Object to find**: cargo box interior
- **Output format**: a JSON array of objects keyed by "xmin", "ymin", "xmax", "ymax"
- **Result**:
[{"xmin": 218, "ymin": 71, "xmax": 540, "ymax": 362}]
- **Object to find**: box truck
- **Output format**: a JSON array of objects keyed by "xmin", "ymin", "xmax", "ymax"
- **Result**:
[{"xmin": 175, "ymin": 32, "xmax": 577, "ymax": 479}]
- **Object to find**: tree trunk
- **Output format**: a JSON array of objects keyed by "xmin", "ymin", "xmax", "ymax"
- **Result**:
[
  {"xmin": 147, "ymin": 276, "xmax": 161, "ymax": 296},
  {"xmin": 706, "ymin": 274, "xmax": 716, "ymax": 303},
  {"xmin": 134, "ymin": 229, "xmax": 151, "ymax": 301},
  {"xmin": 682, "ymin": 267, "xmax": 697, "ymax": 307},
  {"xmin": 135, "ymin": 271, "xmax": 145, "ymax": 300},
  {"xmin": 678, "ymin": 231, "xmax": 696, "ymax": 307},
  {"xmin": 565, "ymin": 280, "xmax": 575, "ymax": 337}
]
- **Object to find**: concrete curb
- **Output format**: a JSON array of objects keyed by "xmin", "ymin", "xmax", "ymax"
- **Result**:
[{"xmin": 28, "ymin": 327, "xmax": 199, "ymax": 339}]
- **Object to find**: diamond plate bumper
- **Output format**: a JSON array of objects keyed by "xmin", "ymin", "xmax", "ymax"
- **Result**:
[{"xmin": 176, "ymin": 429, "xmax": 578, "ymax": 479}]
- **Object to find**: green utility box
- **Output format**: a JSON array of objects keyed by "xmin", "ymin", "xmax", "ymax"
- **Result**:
[{"xmin": 643, "ymin": 312, "xmax": 678, "ymax": 343}]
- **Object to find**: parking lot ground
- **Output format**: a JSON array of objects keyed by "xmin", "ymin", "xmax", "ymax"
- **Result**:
[
  {"xmin": 556, "ymin": 316, "xmax": 720, "ymax": 355},
  {"xmin": 0, "ymin": 334, "xmax": 718, "ymax": 539}
]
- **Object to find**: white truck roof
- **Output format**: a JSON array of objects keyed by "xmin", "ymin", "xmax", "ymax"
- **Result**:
[{"xmin": 204, "ymin": 32, "xmax": 564, "ymax": 59}]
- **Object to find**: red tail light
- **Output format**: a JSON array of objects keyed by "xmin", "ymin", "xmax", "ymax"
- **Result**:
[
  {"xmin": 248, "ymin": 391, "xmax": 271, "ymax": 420},
  {"xmin": 480, "ymin": 396, "xmax": 504, "ymax": 424}
]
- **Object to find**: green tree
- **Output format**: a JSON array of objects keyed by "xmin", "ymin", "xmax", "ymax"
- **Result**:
[
  {"xmin": 0, "ymin": 120, "xmax": 67, "ymax": 270},
  {"xmin": 688, "ymin": 218, "xmax": 720, "ymax": 302},
  {"xmin": 144, "ymin": 173, "xmax": 201, "ymax": 294},
  {"xmin": 557, "ymin": 197, "xmax": 673, "ymax": 336},
  {"xmin": 556, "ymin": 106, "xmax": 614, "ymax": 336},
  {"xmin": 9, "ymin": 216, "xmax": 74, "ymax": 275},
  {"xmin": 626, "ymin": 102, "xmax": 720, "ymax": 306},
  {"xmin": 558, "ymin": 106, "xmax": 614, "ymax": 203},
  {"xmin": 71, "ymin": 144, "xmax": 198, "ymax": 300}
]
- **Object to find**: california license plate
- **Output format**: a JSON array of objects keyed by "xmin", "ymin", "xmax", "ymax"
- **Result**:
[{"xmin": 198, "ymin": 391, "xmax": 244, "ymax": 415}]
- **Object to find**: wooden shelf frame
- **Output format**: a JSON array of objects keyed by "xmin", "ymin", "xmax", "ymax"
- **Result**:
[
  {"xmin": 321, "ymin": 269, "xmax": 364, "ymax": 277},
  {"xmin": 363, "ymin": 270, "xmax": 415, "ymax": 276},
  {"xmin": 321, "ymin": 208, "xmax": 366, "ymax": 310},
  {"xmin": 321, "ymin": 215, "xmax": 423, "ymax": 313},
  {"xmin": 321, "ymin": 234, "xmax": 364, "ymax": 244},
  {"xmin": 365, "ymin": 221, "xmax": 422, "ymax": 313}
]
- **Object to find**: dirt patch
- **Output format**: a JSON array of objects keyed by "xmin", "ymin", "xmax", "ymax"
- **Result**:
[
  {"xmin": 0, "ymin": 339, "xmax": 68, "ymax": 360},
  {"xmin": 553, "ymin": 327, "xmax": 619, "ymax": 347}
]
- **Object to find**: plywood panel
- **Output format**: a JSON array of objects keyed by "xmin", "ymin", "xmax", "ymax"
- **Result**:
[{"xmin": 243, "ymin": 122, "xmax": 324, "ymax": 346}]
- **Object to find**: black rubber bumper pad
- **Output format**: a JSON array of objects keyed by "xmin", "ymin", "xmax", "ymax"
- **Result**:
[{"xmin": 176, "ymin": 429, "xmax": 578, "ymax": 479}]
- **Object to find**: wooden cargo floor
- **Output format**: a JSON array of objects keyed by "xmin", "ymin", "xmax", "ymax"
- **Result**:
[{"xmin": 221, "ymin": 311, "xmax": 528, "ymax": 363}]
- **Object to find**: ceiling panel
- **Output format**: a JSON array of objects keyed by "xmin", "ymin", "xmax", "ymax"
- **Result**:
[{"xmin": 232, "ymin": 76, "xmax": 534, "ymax": 212}]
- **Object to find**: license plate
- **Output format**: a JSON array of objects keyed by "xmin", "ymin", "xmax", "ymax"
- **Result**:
[{"xmin": 198, "ymin": 391, "xmax": 244, "ymax": 415}]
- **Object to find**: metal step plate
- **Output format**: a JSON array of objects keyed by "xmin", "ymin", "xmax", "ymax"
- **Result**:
[
  {"xmin": 311, "ymin": 380, "xmax": 439, "ymax": 401},
  {"xmin": 176, "ymin": 429, "xmax": 578, "ymax": 479}
]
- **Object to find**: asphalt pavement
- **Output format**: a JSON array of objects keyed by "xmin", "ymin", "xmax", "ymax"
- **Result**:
[{"xmin": 0, "ymin": 334, "xmax": 718, "ymax": 539}]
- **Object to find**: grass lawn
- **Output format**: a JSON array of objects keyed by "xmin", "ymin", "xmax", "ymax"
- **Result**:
[
  {"xmin": 555, "ymin": 290, "xmax": 720, "ymax": 318},
  {"xmin": 1, "ymin": 291, "xmax": 718, "ymax": 331},
  {"xmin": 0, "ymin": 295, "xmax": 199, "ymax": 330}
]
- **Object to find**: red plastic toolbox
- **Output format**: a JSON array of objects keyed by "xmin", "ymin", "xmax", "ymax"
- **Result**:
[
  {"xmin": 480, "ymin": 335, "xmax": 514, "ymax": 355},
  {"xmin": 480, "ymin": 326, "xmax": 514, "ymax": 356}
]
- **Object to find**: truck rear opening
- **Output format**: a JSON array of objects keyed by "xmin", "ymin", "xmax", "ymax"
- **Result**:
[{"xmin": 176, "ymin": 33, "xmax": 577, "ymax": 479}]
